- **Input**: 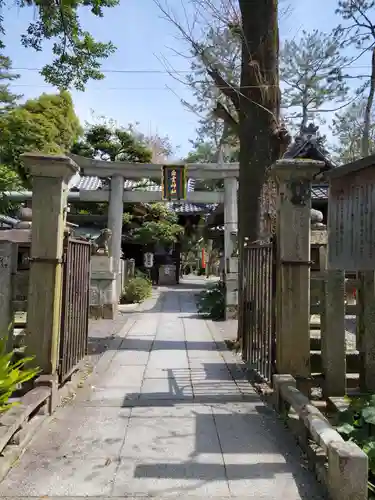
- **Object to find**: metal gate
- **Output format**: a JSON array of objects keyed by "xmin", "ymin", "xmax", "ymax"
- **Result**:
[
  {"xmin": 242, "ymin": 240, "xmax": 276, "ymax": 382},
  {"xmin": 59, "ymin": 237, "xmax": 91, "ymax": 383}
]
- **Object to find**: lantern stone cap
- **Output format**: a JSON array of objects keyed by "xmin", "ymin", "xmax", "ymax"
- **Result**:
[
  {"xmin": 20, "ymin": 152, "xmax": 79, "ymax": 180},
  {"xmin": 325, "ymin": 153, "xmax": 375, "ymax": 180},
  {"xmin": 270, "ymin": 158, "xmax": 325, "ymax": 181}
]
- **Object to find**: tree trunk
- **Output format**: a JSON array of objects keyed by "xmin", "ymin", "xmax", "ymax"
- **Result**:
[
  {"xmin": 361, "ymin": 47, "xmax": 375, "ymax": 157},
  {"xmin": 238, "ymin": 0, "xmax": 283, "ymax": 244},
  {"xmin": 237, "ymin": 0, "xmax": 286, "ymax": 342},
  {"xmin": 301, "ymin": 87, "xmax": 308, "ymax": 132}
]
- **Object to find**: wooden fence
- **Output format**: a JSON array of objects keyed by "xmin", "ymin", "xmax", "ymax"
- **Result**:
[
  {"xmin": 0, "ymin": 232, "xmax": 92, "ymax": 384},
  {"xmin": 237, "ymin": 157, "xmax": 375, "ymax": 400}
]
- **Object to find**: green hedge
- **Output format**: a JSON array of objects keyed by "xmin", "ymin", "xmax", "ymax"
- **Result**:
[
  {"xmin": 120, "ymin": 275, "xmax": 152, "ymax": 304},
  {"xmin": 196, "ymin": 281, "xmax": 225, "ymax": 320}
]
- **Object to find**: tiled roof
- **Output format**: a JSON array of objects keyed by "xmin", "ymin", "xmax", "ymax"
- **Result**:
[
  {"xmin": 283, "ymin": 124, "xmax": 336, "ymax": 170},
  {"xmin": 166, "ymin": 202, "xmax": 218, "ymax": 214},
  {"xmin": 68, "ymin": 175, "xmax": 204, "ymax": 214},
  {"xmin": 71, "ymin": 176, "xmax": 196, "ymax": 193},
  {"xmin": 125, "ymin": 179, "xmax": 161, "ymax": 191},
  {"xmin": 311, "ymin": 185, "xmax": 328, "ymax": 200},
  {"xmin": 70, "ymin": 173, "xmax": 328, "ymax": 208},
  {"xmin": 71, "ymin": 176, "xmax": 103, "ymax": 191}
]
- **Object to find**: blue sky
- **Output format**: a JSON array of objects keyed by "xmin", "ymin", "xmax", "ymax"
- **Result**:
[{"xmin": 2, "ymin": 0, "xmax": 371, "ymax": 158}]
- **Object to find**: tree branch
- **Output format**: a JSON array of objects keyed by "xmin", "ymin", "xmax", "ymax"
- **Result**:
[{"xmin": 213, "ymin": 101, "xmax": 239, "ymax": 133}]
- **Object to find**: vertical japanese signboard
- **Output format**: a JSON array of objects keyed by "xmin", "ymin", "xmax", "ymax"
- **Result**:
[{"xmin": 162, "ymin": 165, "xmax": 187, "ymax": 201}]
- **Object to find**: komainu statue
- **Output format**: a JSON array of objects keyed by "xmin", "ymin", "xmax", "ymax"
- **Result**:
[{"xmin": 91, "ymin": 228, "xmax": 112, "ymax": 256}]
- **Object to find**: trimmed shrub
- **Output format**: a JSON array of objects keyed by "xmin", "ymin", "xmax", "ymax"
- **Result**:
[
  {"xmin": 196, "ymin": 280, "xmax": 225, "ymax": 320},
  {"xmin": 121, "ymin": 276, "xmax": 152, "ymax": 304}
]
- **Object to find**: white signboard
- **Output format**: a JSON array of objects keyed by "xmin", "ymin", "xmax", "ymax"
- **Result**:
[{"xmin": 144, "ymin": 252, "xmax": 154, "ymax": 268}]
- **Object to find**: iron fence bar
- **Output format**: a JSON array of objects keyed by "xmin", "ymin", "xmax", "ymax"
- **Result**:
[
  {"xmin": 59, "ymin": 237, "xmax": 91, "ymax": 383},
  {"xmin": 245, "ymin": 246, "xmax": 251, "ymax": 362},
  {"xmin": 260, "ymin": 247, "xmax": 269, "ymax": 377},
  {"xmin": 265, "ymin": 245, "xmax": 271, "ymax": 381},
  {"xmin": 240, "ymin": 242, "xmax": 276, "ymax": 382}
]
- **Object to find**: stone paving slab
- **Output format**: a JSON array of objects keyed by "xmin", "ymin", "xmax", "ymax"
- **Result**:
[{"xmin": 0, "ymin": 281, "xmax": 326, "ymax": 499}]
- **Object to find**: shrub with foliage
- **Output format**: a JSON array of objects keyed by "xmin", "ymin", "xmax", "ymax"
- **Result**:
[
  {"xmin": 131, "ymin": 203, "xmax": 184, "ymax": 246},
  {"xmin": 196, "ymin": 281, "xmax": 225, "ymax": 320},
  {"xmin": 336, "ymin": 395, "xmax": 375, "ymax": 495},
  {"xmin": 121, "ymin": 275, "xmax": 152, "ymax": 304},
  {"xmin": 0, "ymin": 336, "xmax": 40, "ymax": 413}
]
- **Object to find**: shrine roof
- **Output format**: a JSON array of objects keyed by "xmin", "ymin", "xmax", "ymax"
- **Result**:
[{"xmin": 283, "ymin": 123, "xmax": 336, "ymax": 171}]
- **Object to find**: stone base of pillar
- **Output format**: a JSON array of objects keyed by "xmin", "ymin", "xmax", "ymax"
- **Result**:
[
  {"xmin": 89, "ymin": 256, "xmax": 118, "ymax": 319},
  {"xmin": 226, "ymin": 273, "xmax": 238, "ymax": 320},
  {"xmin": 89, "ymin": 303, "xmax": 117, "ymax": 319},
  {"xmin": 34, "ymin": 373, "xmax": 58, "ymax": 414},
  {"xmin": 89, "ymin": 303, "xmax": 118, "ymax": 319}
]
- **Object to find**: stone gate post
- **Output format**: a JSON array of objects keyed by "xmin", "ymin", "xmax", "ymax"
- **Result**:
[
  {"xmin": 108, "ymin": 174, "xmax": 125, "ymax": 305},
  {"xmin": 22, "ymin": 153, "xmax": 78, "ymax": 375},
  {"xmin": 271, "ymin": 159, "xmax": 324, "ymax": 393},
  {"xmin": 224, "ymin": 177, "xmax": 238, "ymax": 319}
]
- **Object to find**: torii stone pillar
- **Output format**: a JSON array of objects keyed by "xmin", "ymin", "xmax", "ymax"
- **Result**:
[
  {"xmin": 271, "ymin": 159, "xmax": 324, "ymax": 394},
  {"xmin": 224, "ymin": 177, "xmax": 238, "ymax": 319},
  {"xmin": 22, "ymin": 153, "xmax": 78, "ymax": 376},
  {"xmin": 108, "ymin": 174, "xmax": 125, "ymax": 303}
]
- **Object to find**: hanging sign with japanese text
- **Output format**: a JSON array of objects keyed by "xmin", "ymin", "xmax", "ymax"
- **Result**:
[
  {"xmin": 161, "ymin": 165, "xmax": 187, "ymax": 201},
  {"xmin": 143, "ymin": 252, "xmax": 154, "ymax": 269}
]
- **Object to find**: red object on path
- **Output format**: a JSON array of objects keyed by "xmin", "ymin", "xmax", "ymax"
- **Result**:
[{"xmin": 201, "ymin": 248, "xmax": 206, "ymax": 269}]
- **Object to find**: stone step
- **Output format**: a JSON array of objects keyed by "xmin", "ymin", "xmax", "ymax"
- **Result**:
[
  {"xmin": 310, "ymin": 350, "xmax": 360, "ymax": 373},
  {"xmin": 311, "ymin": 372, "xmax": 359, "ymax": 390}
]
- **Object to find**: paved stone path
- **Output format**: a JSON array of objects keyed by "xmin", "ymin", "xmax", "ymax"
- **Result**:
[{"xmin": 0, "ymin": 281, "xmax": 326, "ymax": 499}]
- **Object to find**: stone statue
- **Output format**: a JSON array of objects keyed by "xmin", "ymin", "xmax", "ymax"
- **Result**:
[
  {"xmin": 16, "ymin": 207, "xmax": 33, "ymax": 222},
  {"xmin": 14, "ymin": 206, "xmax": 33, "ymax": 229},
  {"xmin": 310, "ymin": 208, "xmax": 325, "ymax": 229},
  {"xmin": 91, "ymin": 228, "xmax": 112, "ymax": 256}
]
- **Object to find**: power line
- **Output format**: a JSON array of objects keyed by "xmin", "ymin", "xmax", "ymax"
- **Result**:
[
  {"xmin": 12, "ymin": 67, "xmax": 193, "ymax": 74},
  {"xmin": 10, "ymin": 65, "xmax": 375, "ymax": 74},
  {"xmin": 10, "ymin": 83, "xmax": 287, "ymax": 90}
]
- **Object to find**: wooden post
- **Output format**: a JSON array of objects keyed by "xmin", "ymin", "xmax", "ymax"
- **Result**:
[
  {"xmin": 22, "ymin": 153, "xmax": 79, "ymax": 375},
  {"xmin": 321, "ymin": 270, "xmax": 346, "ymax": 398},
  {"xmin": 0, "ymin": 241, "xmax": 14, "ymax": 347},
  {"xmin": 271, "ymin": 159, "xmax": 324, "ymax": 393},
  {"xmin": 358, "ymin": 270, "xmax": 375, "ymax": 392}
]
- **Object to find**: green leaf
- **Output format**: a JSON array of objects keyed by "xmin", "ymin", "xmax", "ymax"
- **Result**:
[
  {"xmin": 337, "ymin": 423, "xmax": 356, "ymax": 435},
  {"xmin": 0, "ymin": 333, "xmax": 40, "ymax": 412},
  {"xmin": 362, "ymin": 407, "xmax": 375, "ymax": 425}
]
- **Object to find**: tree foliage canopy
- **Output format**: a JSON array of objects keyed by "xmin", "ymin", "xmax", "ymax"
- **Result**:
[
  {"xmin": 0, "ymin": 55, "xmax": 21, "ymax": 114},
  {"xmin": 280, "ymin": 29, "xmax": 349, "ymax": 133},
  {"xmin": 72, "ymin": 123, "xmax": 153, "ymax": 163},
  {"xmin": 131, "ymin": 203, "xmax": 183, "ymax": 246},
  {"xmin": 335, "ymin": 0, "xmax": 375, "ymax": 156},
  {"xmin": 0, "ymin": 0, "xmax": 118, "ymax": 90},
  {"xmin": 331, "ymin": 99, "xmax": 375, "ymax": 164},
  {"xmin": 71, "ymin": 121, "xmax": 183, "ymax": 245},
  {"xmin": 0, "ymin": 90, "xmax": 82, "ymax": 185}
]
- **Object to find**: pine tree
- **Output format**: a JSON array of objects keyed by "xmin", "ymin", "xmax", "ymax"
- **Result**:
[
  {"xmin": 0, "ymin": 55, "xmax": 21, "ymax": 114},
  {"xmin": 280, "ymin": 29, "xmax": 349, "ymax": 133}
]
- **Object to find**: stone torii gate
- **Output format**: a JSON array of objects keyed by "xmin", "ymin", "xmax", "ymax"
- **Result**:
[{"xmin": 68, "ymin": 154, "xmax": 239, "ymax": 318}]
